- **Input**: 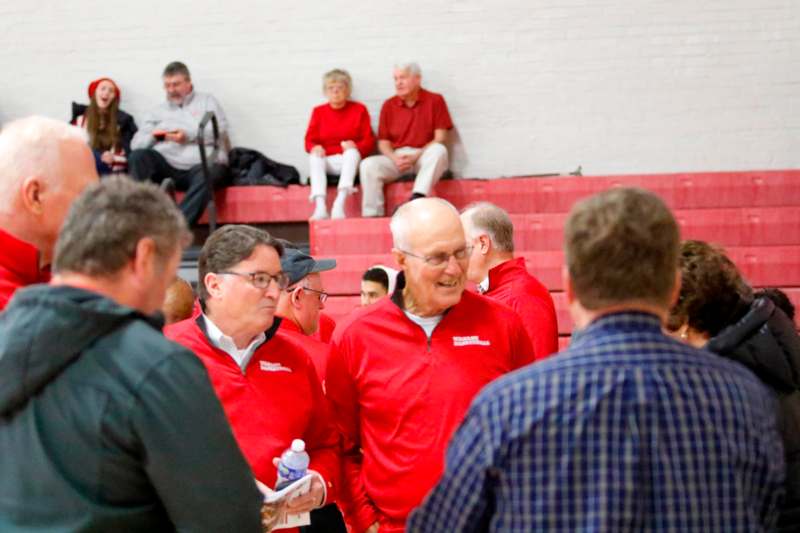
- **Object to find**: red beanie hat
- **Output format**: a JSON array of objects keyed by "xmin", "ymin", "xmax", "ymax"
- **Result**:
[{"xmin": 87, "ymin": 77, "xmax": 121, "ymax": 102}]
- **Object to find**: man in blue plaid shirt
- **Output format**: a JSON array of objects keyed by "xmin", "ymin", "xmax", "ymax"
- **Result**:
[{"xmin": 407, "ymin": 187, "xmax": 785, "ymax": 532}]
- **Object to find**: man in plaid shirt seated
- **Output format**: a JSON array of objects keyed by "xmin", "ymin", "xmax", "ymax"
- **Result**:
[{"xmin": 408, "ymin": 187, "xmax": 785, "ymax": 533}]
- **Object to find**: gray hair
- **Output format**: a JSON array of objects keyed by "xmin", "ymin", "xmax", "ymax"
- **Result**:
[
  {"xmin": 461, "ymin": 202, "xmax": 515, "ymax": 253},
  {"xmin": 163, "ymin": 61, "xmax": 191, "ymax": 80},
  {"xmin": 54, "ymin": 176, "xmax": 192, "ymax": 277},
  {"xmin": 390, "ymin": 197, "xmax": 458, "ymax": 250},
  {"xmin": 322, "ymin": 69, "xmax": 352, "ymax": 94},
  {"xmin": 0, "ymin": 116, "xmax": 87, "ymax": 214},
  {"xmin": 394, "ymin": 62, "xmax": 421, "ymax": 77},
  {"xmin": 198, "ymin": 225, "xmax": 284, "ymax": 302}
]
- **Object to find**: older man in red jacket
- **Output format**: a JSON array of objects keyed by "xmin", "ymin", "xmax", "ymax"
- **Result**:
[
  {"xmin": 165, "ymin": 225, "xmax": 340, "ymax": 531},
  {"xmin": 461, "ymin": 201, "xmax": 559, "ymax": 360},
  {"xmin": 326, "ymin": 198, "xmax": 535, "ymax": 533},
  {"xmin": 0, "ymin": 116, "xmax": 97, "ymax": 311}
]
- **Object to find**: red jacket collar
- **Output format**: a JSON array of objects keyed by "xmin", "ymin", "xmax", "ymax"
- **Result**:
[
  {"xmin": 486, "ymin": 257, "xmax": 527, "ymax": 294},
  {"xmin": 0, "ymin": 228, "xmax": 48, "ymax": 285},
  {"xmin": 278, "ymin": 316, "xmax": 303, "ymax": 335}
]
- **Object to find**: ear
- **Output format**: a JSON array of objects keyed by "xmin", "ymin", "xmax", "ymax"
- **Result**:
[
  {"xmin": 392, "ymin": 248, "xmax": 406, "ymax": 270},
  {"xmin": 204, "ymin": 272, "xmax": 224, "ymax": 300},
  {"xmin": 131, "ymin": 238, "xmax": 157, "ymax": 284},
  {"xmin": 20, "ymin": 176, "xmax": 45, "ymax": 216},
  {"xmin": 478, "ymin": 234, "xmax": 491, "ymax": 255},
  {"xmin": 290, "ymin": 286, "xmax": 303, "ymax": 309},
  {"xmin": 668, "ymin": 268, "xmax": 682, "ymax": 308}
]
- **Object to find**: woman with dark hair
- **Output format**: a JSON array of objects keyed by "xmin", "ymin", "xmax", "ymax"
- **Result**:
[
  {"xmin": 70, "ymin": 77, "xmax": 137, "ymax": 175},
  {"xmin": 667, "ymin": 240, "xmax": 800, "ymax": 531}
]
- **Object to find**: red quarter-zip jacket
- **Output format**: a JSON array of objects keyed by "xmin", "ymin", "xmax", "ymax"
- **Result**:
[
  {"xmin": 277, "ymin": 317, "xmax": 333, "ymax": 386},
  {"xmin": 485, "ymin": 257, "xmax": 559, "ymax": 360},
  {"xmin": 0, "ymin": 229, "xmax": 49, "ymax": 312},
  {"xmin": 325, "ymin": 275, "xmax": 535, "ymax": 533},
  {"xmin": 164, "ymin": 316, "xmax": 340, "ymax": 504}
]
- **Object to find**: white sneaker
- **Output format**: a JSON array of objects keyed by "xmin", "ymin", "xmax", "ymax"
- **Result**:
[
  {"xmin": 331, "ymin": 192, "xmax": 348, "ymax": 219},
  {"xmin": 310, "ymin": 197, "xmax": 329, "ymax": 220}
]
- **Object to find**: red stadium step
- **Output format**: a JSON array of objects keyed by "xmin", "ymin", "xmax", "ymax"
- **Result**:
[
  {"xmin": 310, "ymin": 207, "xmax": 800, "ymax": 255},
  {"xmin": 178, "ymin": 169, "xmax": 800, "ymax": 225},
  {"xmin": 319, "ymin": 246, "xmax": 800, "ymax": 296}
]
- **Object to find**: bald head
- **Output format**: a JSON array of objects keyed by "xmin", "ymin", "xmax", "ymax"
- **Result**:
[
  {"xmin": 162, "ymin": 278, "xmax": 196, "ymax": 325},
  {"xmin": 0, "ymin": 116, "xmax": 97, "ymax": 264},
  {"xmin": 390, "ymin": 197, "xmax": 461, "ymax": 251}
]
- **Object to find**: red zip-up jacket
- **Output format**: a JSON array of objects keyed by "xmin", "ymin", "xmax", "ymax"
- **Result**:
[
  {"xmin": 325, "ymin": 275, "xmax": 535, "ymax": 533},
  {"xmin": 0, "ymin": 229, "xmax": 49, "ymax": 312},
  {"xmin": 164, "ymin": 316, "xmax": 340, "ymax": 504},
  {"xmin": 277, "ymin": 317, "xmax": 333, "ymax": 386},
  {"xmin": 485, "ymin": 257, "xmax": 559, "ymax": 360}
]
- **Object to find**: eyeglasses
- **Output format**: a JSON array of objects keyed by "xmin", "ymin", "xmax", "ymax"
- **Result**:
[
  {"xmin": 217, "ymin": 271, "xmax": 290, "ymax": 290},
  {"xmin": 300, "ymin": 286, "xmax": 328, "ymax": 304},
  {"xmin": 399, "ymin": 245, "xmax": 473, "ymax": 267}
]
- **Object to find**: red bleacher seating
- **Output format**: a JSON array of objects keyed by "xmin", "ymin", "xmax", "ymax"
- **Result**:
[
  {"xmin": 188, "ymin": 169, "xmax": 800, "ymax": 224},
  {"xmin": 308, "ymin": 171, "xmax": 800, "ymax": 347}
]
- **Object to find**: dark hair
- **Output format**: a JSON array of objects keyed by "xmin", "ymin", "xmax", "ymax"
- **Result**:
[
  {"xmin": 163, "ymin": 61, "xmax": 191, "ymax": 80},
  {"xmin": 198, "ymin": 225, "xmax": 283, "ymax": 301},
  {"xmin": 565, "ymin": 187, "xmax": 680, "ymax": 310},
  {"xmin": 755, "ymin": 288, "xmax": 795, "ymax": 321},
  {"xmin": 362, "ymin": 267, "xmax": 389, "ymax": 291},
  {"xmin": 667, "ymin": 240, "xmax": 753, "ymax": 335},
  {"xmin": 54, "ymin": 176, "xmax": 191, "ymax": 276}
]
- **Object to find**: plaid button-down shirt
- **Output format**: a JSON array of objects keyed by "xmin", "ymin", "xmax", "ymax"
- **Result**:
[{"xmin": 408, "ymin": 312, "xmax": 785, "ymax": 532}]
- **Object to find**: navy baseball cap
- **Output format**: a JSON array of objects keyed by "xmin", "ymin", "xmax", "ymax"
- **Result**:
[{"xmin": 281, "ymin": 248, "xmax": 336, "ymax": 286}]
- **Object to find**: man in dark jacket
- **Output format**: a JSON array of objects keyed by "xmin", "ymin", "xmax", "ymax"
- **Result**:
[{"xmin": 0, "ymin": 177, "xmax": 265, "ymax": 532}]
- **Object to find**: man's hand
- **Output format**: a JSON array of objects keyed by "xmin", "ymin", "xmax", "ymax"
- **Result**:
[
  {"xmin": 100, "ymin": 151, "xmax": 115, "ymax": 165},
  {"xmin": 340, "ymin": 140, "xmax": 357, "ymax": 151},
  {"xmin": 365, "ymin": 521, "xmax": 380, "ymax": 533},
  {"xmin": 260, "ymin": 501, "xmax": 286, "ymax": 532},
  {"xmin": 391, "ymin": 153, "xmax": 414, "ymax": 173},
  {"xmin": 311, "ymin": 145, "xmax": 326, "ymax": 157},
  {"xmin": 284, "ymin": 475, "xmax": 325, "ymax": 514},
  {"xmin": 165, "ymin": 129, "xmax": 188, "ymax": 144}
]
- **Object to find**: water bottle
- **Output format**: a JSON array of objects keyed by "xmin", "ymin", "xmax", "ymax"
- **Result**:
[{"xmin": 276, "ymin": 439, "xmax": 310, "ymax": 490}]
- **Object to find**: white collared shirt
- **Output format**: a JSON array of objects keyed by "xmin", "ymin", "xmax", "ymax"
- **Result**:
[
  {"xmin": 202, "ymin": 314, "xmax": 266, "ymax": 371},
  {"xmin": 477, "ymin": 276, "xmax": 490, "ymax": 294}
]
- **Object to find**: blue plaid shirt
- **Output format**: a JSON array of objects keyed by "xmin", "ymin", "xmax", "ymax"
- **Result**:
[{"xmin": 407, "ymin": 312, "xmax": 785, "ymax": 532}]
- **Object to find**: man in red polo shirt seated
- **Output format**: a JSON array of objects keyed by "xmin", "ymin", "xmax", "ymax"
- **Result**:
[
  {"xmin": 461, "ymin": 201, "xmax": 559, "ymax": 360},
  {"xmin": 164, "ymin": 225, "xmax": 340, "ymax": 532},
  {"xmin": 0, "ymin": 116, "xmax": 97, "ymax": 311},
  {"xmin": 359, "ymin": 62, "xmax": 453, "ymax": 217},
  {"xmin": 326, "ymin": 198, "xmax": 535, "ymax": 533}
]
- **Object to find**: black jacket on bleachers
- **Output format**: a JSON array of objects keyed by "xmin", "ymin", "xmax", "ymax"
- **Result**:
[{"xmin": 708, "ymin": 296, "xmax": 800, "ymax": 532}]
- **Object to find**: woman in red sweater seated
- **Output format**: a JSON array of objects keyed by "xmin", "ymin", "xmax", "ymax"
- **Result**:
[
  {"xmin": 304, "ymin": 69, "xmax": 375, "ymax": 220},
  {"xmin": 70, "ymin": 77, "xmax": 137, "ymax": 175}
]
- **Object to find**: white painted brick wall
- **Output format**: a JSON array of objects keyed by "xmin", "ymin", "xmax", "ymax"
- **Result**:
[{"xmin": 1, "ymin": 0, "xmax": 798, "ymax": 178}]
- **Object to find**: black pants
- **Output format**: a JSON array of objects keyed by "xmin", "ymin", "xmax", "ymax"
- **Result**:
[
  {"xmin": 128, "ymin": 148, "xmax": 230, "ymax": 226},
  {"xmin": 301, "ymin": 503, "xmax": 347, "ymax": 533}
]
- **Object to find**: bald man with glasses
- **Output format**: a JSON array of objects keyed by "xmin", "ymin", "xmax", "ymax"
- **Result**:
[
  {"xmin": 165, "ymin": 225, "xmax": 340, "ymax": 532},
  {"xmin": 325, "ymin": 198, "xmax": 535, "ymax": 533}
]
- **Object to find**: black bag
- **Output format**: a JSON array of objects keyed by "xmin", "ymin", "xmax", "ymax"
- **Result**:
[{"xmin": 228, "ymin": 147, "xmax": 300, "ymax": 187}]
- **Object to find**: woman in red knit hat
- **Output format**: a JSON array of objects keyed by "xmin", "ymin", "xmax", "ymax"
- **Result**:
[{"xmin": 70, "ymin": 77, "xmax": 137, "ymax": 175}]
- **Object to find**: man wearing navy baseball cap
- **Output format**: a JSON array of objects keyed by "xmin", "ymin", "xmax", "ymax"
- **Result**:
[{"xmin": 275, "ymin": 245, "xmax": 347, "ymax": 533}]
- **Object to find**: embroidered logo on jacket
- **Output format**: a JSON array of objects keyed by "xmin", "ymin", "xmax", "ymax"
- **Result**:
[
  {"xmin": 452, "ymin": 335, "xmax": 491, "ymax": 347},
  {"xmin": 259, "ymin": 361, "xmax": 292, "ymax": 373}
]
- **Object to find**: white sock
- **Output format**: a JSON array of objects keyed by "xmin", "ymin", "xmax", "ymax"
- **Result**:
[
  {"xmin": 310, "ymin": 196, "xmax": 328, "ymax": 220},
  {"xmin": 331, "ymin": 190, "xmax": 348, "ymax": 219}
]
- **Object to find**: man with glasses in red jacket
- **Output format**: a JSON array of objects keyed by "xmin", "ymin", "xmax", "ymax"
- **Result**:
[
  {"xmin": 165, "ymin": 225, "xmax": 340, "ymax": 532},
  {"xmin": 326, "ymin": 198, "xmax": 535, "ymax": 533}
]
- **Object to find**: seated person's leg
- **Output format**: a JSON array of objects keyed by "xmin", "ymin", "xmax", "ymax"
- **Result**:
[
  {"xmin": 92, "ymin": 149, "xmax": 113, "ymax": 176},
  {"xmin": 180, "ymin": 163, "xmax": 231, "ymax": 226},
  {"xmin": 412, "ymin": 143, "xmax": 448, "ymax": 197},
  {"xmin": 127, "ymin": 149, "xmax": 173, "ymax": 184},
  {"xmin": 331, "ymin": 148, "xmax": 361, "ymax": 219},
  {"xmin": 359, "ymin": 154, "xmax": 401, "ymax": 217},
  {"xmin": 309, "ymin": 153, "xmax": 331, "ymax": 220}
]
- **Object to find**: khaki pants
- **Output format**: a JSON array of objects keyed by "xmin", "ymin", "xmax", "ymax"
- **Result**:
[{"xmin": 359, "ymin": 143, "xmax": 449, "ymax": 217}]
